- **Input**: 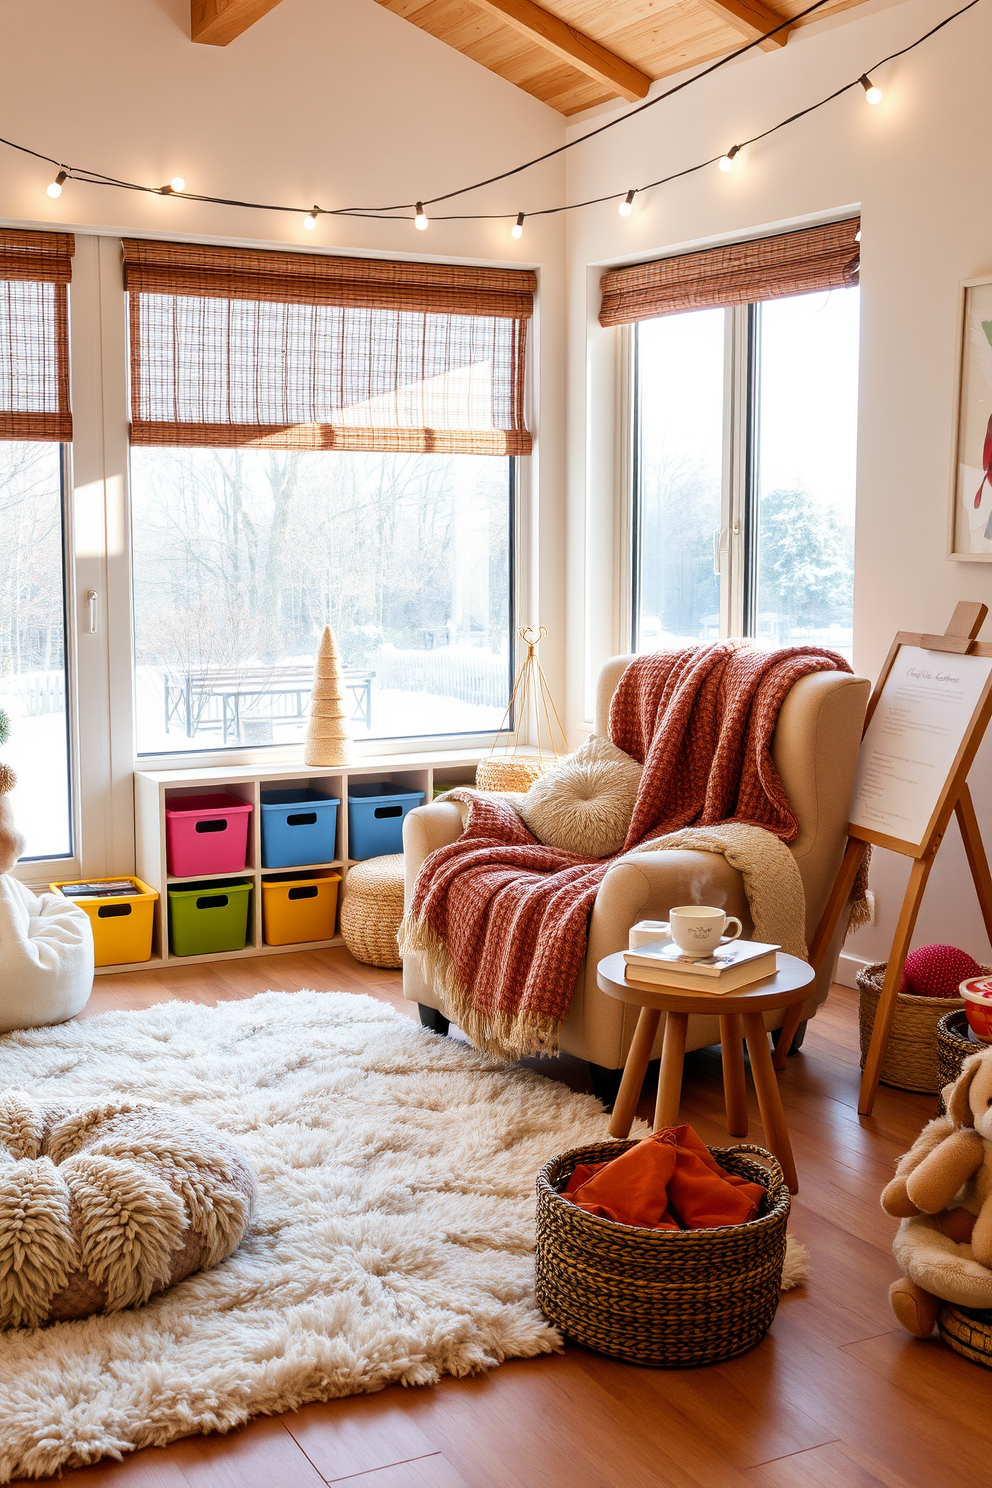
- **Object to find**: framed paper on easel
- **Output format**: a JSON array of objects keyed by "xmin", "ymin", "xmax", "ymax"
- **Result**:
[{"xmin": 794, "ymin": 602, "xmax": 992, "ymax": 1115}]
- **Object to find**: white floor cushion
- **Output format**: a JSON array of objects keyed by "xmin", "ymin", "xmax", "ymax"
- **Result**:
[{"xmin": 0, "ymin": 876, "xmax": 93, "ymax": 1032}]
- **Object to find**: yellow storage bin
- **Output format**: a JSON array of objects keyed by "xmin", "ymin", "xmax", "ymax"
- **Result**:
[
  {"xmin": 262, "ymin": 871, "xmax": 340, "ymax": 946},
  {"xmin": 51, "ymin": 876, "xmax": 159, "ymax": 967}
]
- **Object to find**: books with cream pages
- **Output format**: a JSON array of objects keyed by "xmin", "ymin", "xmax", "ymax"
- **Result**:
[{"xmin": 623, "ymin": 938, "xmax": 780, "ymax": 994}]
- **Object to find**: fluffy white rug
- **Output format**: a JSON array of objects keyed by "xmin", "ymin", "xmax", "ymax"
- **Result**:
[
  {"xmin": 0, "ymin": 991, "xmax": 619, "ymax": 1481},
  {"xmin": 0, "ymin": 990, "xmax": 807, "ymax": 1482}
]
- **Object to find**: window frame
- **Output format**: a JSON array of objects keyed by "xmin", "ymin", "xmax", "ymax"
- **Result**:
[
  {"xmin": 628, "ymin": 291, "xmax": 857, "ymax": 652},
  {"xmin": 13, "ymin": 233, "xmax": 534, "ymax": 891}
]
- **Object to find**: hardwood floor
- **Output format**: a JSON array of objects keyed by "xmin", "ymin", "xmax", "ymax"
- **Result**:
[{"xmin": 14, "ymin": 949, "xmax": 984, "ymax": 1488}]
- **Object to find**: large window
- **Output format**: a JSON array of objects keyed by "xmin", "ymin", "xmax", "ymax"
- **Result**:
[
  {"xmin": 123, "ymin": 239, "xmax": 531, "ymax": 754},
  {"xmin": 0, "ymin": 442, "xmax": 71, "ymax": 856},
  {"xmin": 130, "ymin": 448, "xmax": 512, "ymax": 752},
  {"xmin": 634, "ymin": 289, "xmax": 859, "ymax": 657},
  {"xmin": 0, "ymin": 229, "xmax": 74, "ymax": 859},
  {"xmin": 606, "ymin": 220, "xmax": 861, "ymax": 659}
]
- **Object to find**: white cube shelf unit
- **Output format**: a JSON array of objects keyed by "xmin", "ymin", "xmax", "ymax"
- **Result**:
[{"xmin": 123, "ymin": 749, "xmax": 491, "ymax": 976}]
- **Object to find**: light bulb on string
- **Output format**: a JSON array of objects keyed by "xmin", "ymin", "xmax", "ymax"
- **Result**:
[
  {"xmin": 618, "ymin": 190, "xmax": 635, "ymax": 217},
  {"xmin": 859, "ymin": 74, "xmax": 883, "ymax": 104},
  {"xmin": 47, "ymin": 170, "xmax": 67, "ymax": 199},
  {"xmin": 170, "ymin": 176, "xmax": 185, "ymax": 193},
  {"xmin": 414, "ymin": 202, "xmax": 429, "ymax": 230},
  {"xmin": 304, "ymin": 206, "xmax": 319, "ymax": 230},
  {"xmin": 511, "ymin": 212, "xmax": 525, "ymax": 240},
  {"xmin": 718, "ymin": 145, "xmax": 740, "ymax": 173}
]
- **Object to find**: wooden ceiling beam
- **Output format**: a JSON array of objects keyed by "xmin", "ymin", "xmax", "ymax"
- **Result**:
[
  {"xmin": 695, "ymin": 0, "xmax": 792, "ymax": 50},
  {"xmin": 191, "ymin": 0, "xmax": 286, "ymax": 45},
  {"xmin": 471, "ymin": 0, "xmax": 652, "ymax": 102}
]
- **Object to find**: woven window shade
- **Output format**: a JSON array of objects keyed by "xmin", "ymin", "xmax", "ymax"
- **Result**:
[
  {"xmin": 0, "ymin": 229, "xmax": 74, "ymax": 442},
  {"xmin": 122, "ymin": 240, "xmax": 535, "ymax": 455},
  {"xmin": 599, "ymin": 218, "xmax": 861, "ymax": 327}
]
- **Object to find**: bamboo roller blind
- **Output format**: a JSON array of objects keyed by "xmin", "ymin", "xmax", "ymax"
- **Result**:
[
  {"xmin": 599, "ymin": 218, "xmax": 861, "ymax": 326},
  {"xmin": 122, "ymin": 240, "xmax": 536, "ymax": 455},
  {"xmin": 0, "ymin": 229, "xmax": 75, "ymax": 442}
]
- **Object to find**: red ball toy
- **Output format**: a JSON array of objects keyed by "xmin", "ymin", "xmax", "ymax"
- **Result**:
[{"xmin": 900, "ymin": 944, "xmax": 983, "ymax": 998}]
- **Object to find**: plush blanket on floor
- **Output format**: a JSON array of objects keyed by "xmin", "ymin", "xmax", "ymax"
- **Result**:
[{"xmin": 400, "ymin": 642, "xmax": 851, "ymax": 1059}]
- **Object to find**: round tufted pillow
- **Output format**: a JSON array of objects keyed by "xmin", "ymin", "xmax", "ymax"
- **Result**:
[
  {"xmin": 0, "ymin": 1091, "xmax": 257, "ymax": 1328},
  {"xmin": 516, "ymin": 735, "xmax": 643, "ymax": 858}
]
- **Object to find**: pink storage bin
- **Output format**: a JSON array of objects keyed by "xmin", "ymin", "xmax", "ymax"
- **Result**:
[{"xmin": 165, "ymin": 793, "xmax": 252, "ymax": 878}]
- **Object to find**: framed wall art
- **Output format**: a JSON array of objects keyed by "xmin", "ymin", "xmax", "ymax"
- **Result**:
[{"xmin": 950, "ymin": 276, "xmax": 992, "ymax": 559}]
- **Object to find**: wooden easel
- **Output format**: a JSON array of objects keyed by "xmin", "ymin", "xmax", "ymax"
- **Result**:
[{"xmin": 775, "ymin": 602, "xmax": 992, "ymax": 1115}]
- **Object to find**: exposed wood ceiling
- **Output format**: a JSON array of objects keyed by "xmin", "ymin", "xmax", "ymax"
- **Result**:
[
  {"xmin": 372, "ymin": 0, "xmax": 869, "ymax": 114},
  {"xmin": 191, "ymin": 0, "xmax": 869, "ymax": 114},
  {"xmin": 191, "ymin": 0, "xmax": 286, "ymax": 45}
]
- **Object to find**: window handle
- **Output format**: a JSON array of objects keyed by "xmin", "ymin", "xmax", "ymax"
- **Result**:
[
  {"xmin": 87, "ymin": 590, "xmax": 99, "ymax": 634},
  {"xmin": 712, "ymin": 530, "xmax": 722, "ymax": 577}
]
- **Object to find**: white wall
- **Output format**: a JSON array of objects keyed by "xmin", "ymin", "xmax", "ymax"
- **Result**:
[
  {"xmin": 0, "ymin": 0, "xmax": 569, "ymax": 872},
  {"xmin": 562, "ymin": 0, "xmax": 992, "ymax": 966},
  {"xmin": 5, "ymin": 0, "xmax": 991, "ymax": 962}
]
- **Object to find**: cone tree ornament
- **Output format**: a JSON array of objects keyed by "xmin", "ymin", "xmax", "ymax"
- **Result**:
[{"xmin": 304, "ymin": 626, "xmax": 352, "ymax": 766}]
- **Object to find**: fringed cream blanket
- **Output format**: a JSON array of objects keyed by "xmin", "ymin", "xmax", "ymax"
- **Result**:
[{"xmin": 629, "ymin": 821, "xmax": 808, "ymax": 959}]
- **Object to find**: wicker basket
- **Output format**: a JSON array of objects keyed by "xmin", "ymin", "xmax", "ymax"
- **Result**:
[
  {"xmin": 475, "ymin": 756, "xmax": 549, "ymax": 793},
  {"xmin": 936, "ymin": 1009, "xmax": 986, "ymax": 1113},
  {"xmin": 857, "ymin": 962, "xmax": 968, "ymax": 1094},
  {"xmin": 939, "ymin": 1303, "xmax": 992, "ymax": 1367},
  {"xmin": 535, "ymin": 1139, "xmax": 790, "ymax": 1368},
  {"xmin": 340, "ymin": 854, "xmax": 404, "ymax": 969}
]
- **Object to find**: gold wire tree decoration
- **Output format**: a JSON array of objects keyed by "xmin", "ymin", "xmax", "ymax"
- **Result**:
[{"xmin": 476, "ymin": 627, "xmax": 569, "ymax": 793}]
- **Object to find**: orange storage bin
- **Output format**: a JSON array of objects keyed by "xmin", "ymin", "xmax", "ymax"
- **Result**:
[
  {"xmin": 51, "ymin": 876, "xmax": 159, "ymax": 967},
  {"xmin": 262, "ymin": 872, "xmax": 340, "ymax": 946}
]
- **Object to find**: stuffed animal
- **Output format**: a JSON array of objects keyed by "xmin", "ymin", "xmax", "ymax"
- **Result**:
[
  {"xmin": 0, "ymin": 746, "xmax": 94, "ymax": 1030},
  {"xmin": 882, "ymin": 1048, "xmax": 992, "ymax": 1337}
]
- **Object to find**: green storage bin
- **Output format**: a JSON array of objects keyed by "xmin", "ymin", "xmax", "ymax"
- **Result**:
[{"xmin": 168, "ymin": 878, "xmax": 252, "ymax": 957}]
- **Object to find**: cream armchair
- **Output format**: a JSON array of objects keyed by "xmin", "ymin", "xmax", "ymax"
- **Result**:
[{"xmin": 403, "ymin": 655, "xmax": 869, "ymax": 1092}]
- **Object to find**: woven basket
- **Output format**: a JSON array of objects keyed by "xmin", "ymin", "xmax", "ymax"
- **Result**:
[
  {"xmin": 340, "ymin": 854, "xmax": 404, "ymax": 969},
  {"xmin": 939, "ymin": 1303, "xmax": 992, "ymax": 1368},
  {"xmin": 936, "ymin": 1009, "xmax": 987, "ymax": 1113},
  {"xmin": 475, "ymin": 756, "xmax": 548, "ymax": 793},
  {"xmin": 535, "ymin": 1139, "xmax": 789, "ymax": 1368},
  {"xmin": 857, "ymin": 962, "xmax": 968, "ymax": 1094}
]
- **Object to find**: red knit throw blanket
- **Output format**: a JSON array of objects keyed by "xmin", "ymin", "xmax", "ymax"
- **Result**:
[{"xmin": 401, "ymin": 642, "xmax": 851, "ymax": 1058}]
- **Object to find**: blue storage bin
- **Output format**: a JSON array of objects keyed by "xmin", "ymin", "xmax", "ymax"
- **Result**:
[
  {"xmin": 260, "ymin": 789, "xmax": 340, "ymax": 868},
  {"xmin": 348, "ymin": 783, "xmax": 425, "ymax": 860}
]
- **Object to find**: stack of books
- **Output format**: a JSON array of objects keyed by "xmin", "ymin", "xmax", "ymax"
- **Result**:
[
  {"xmin": 56, "ymin": 879, "xmax": 139, "ymax": 901},
  {"xmin": 623, "ymin": 937, "xmax": 779, "ymax": 993}
]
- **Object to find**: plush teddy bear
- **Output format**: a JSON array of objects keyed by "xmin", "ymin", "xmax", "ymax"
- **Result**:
[
  {"xmin": 881, "ymin": 1048, "xmax": 992, "ymax": 1337},
  {"xmin": 0, "ymin": 778, "xmax": 26, "ymax": 876}
]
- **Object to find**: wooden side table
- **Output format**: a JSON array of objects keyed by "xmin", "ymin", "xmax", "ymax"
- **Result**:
[{"xmin": 596, "ymin": 951, "xmax": 815, "ymax": 1194}]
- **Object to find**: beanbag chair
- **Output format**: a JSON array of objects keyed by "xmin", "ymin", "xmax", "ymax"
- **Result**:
[{"xmin": 0, "ymin": 874, "xmax": 93, "ymax": 1032}]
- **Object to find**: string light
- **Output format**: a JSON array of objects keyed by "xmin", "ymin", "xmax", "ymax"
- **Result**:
[
  {"xmin": 304, "ymin": 206, "xmax": 319, "ymax": 230},
  {"xmin": 860, "ymin": 73, "xmax": 884, "ymax": 104},
  {"xmin": 618, "ymin": 189, "xmax": 635, "ymax": 217},
  {"xmin": 12, "ymin": 0, "xmax": 974, "ymax": 232},
  {"xmin": 511, "ymin": 211, "xmax": 525, "ymax": 239},
  {"xmin": 170, "ymin": 176, "xmax": 185, "ymax": 193}
]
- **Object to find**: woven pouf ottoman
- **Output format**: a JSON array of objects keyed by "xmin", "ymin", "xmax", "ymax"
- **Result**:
[
  {"xmin": 341, "ymin": 854, "xmax": 404, "ymax": 969},
  {"xmin": 0, "ymin": 1090, "xmax": 257, "ymax": 1327}
]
